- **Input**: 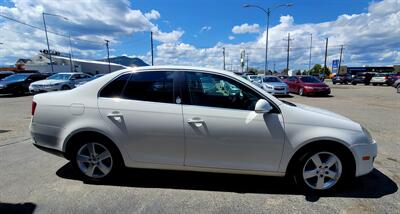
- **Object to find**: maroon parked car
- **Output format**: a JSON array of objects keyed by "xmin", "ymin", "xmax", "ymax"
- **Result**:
[{"xmin": 284, "ymin": 76, "xmax": 331, "ymax": 96}]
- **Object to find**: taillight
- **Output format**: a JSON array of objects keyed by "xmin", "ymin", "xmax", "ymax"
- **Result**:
[{"xmin": 32, "ymin": 101, "xmax": 37, "ymax": 116}]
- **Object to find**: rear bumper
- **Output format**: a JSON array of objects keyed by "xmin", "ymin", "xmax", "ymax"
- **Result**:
[
  {"xmin": 30, "ymin": 121, "xmax": 63, "ymax": 152},
  {"xmin": 351, "ymin": 141, "xmax": 377, "ymax": 177},
  {"xmin": 33, "ymin": 143, "xmax": 66, "ymax": 158}
]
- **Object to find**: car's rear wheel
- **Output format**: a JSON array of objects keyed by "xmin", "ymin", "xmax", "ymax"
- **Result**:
[
  {"xmin": 397, "ymin": 84, "xmax": 400, "ymax": 93},
  {"xmin": 293, "ymin": 148, "xmax": 350, "ymax": 193},
  {"xmin": 372, "ymin": 83, "xmax": 377, "ymax": 86},
  {"xmin": 71, "ymin": 140, "xmax": 121, "ymax": 182}
]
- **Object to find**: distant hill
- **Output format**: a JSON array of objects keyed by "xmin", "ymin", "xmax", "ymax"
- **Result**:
[{"xmin": 99, "ymin": 56, "xmax": 149, "ymax": 67}]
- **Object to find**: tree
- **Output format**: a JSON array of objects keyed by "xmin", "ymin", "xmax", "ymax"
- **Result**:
[
  {"xmin": 247, "ymin": 67, "xmax": 258, "ymax": 75},
  {"xmin": 322, "ymin": 66, "xmax": 331, "ymax": 77},
  {"xmin": 282, "ymin": 68, "xmax": 289, "ymax": 75},
  {"xmin": 310, "ymin": 64, "xmax": 322, "ymax": 75},
  {"xmin": 295, "ymin": 70, "xmax": 302, "ymax": 75}
]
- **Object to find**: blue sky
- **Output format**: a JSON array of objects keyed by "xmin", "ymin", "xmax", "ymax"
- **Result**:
[{"xmin": 0, "ymin": 0, "xmax": 399, "ymax": 70}]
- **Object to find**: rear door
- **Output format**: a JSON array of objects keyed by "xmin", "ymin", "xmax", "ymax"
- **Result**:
[{"xmin": 97, "ymin": 71, "xmax": 185, "ymax": 165}]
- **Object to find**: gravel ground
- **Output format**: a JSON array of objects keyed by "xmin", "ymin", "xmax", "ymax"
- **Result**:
[{"xmin": 0, "ymin": 82, "xmax": 399, "ymax": 213}]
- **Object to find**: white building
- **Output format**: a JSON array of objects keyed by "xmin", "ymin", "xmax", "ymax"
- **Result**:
[{"xmin": 24, "ymin": 53, "xmax": 127, "ymax": 75}]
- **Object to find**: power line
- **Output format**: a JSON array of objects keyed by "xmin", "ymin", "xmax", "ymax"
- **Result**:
[{"xmin": 0, "ymin": 14, "xmax": 105, "ymax": 45}]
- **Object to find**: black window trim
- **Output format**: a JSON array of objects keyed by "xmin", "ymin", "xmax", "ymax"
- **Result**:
[{"xmin": 180, "ymin": 69, "xmax": 281, "ymax": 114}]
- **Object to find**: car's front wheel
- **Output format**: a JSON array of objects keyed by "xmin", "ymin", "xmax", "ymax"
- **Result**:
[
  {"xmin": 299, "ymin": 88, "xmax": 305, "ymax": 96},
  {"xmin": 294, "ymin": 149, "xmax": 350, "ymax": 193},
  {"xmin": 397, "ymin": 84, "xmax": 400, "ymax": 93},
  {"xmin": 71, "ymin": 140, "xmax": 121, "ymax": 182}
]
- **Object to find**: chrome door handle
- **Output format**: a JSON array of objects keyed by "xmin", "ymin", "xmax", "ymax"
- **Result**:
[
  {"xmin": 107, "ymin": 111, "xmax": 123, "ymax": 117},
  {"xmin": 187, "ymin": 118, "xmax": 205, "ymax": 127}
]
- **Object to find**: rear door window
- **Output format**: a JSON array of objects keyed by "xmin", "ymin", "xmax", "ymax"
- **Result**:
[{"xmin": 122, "ymin": 71, "xmax": 176, "ymax": 104}]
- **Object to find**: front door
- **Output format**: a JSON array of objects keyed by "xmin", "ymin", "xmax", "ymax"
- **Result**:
[
  {"xmin": 97, "ymin": 71, "xmax": 184, "ymax": 165},
  {"xmin": 182, "ymin": 71, "xmax": 285, "ymax": 172}
]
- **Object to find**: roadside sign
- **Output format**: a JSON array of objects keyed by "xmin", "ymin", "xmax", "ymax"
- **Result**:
[{"xmin": 332, "ymin": 59, "xmax": 339, "ymax": 74}]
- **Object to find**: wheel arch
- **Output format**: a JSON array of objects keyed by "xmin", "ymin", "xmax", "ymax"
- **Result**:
[
  {"xmin": 63, "ymin": 129, "xmax": 125, "ymax": 166},
  {"xmin": 285, "ymin": 140, "xmax": 356, "ymax": 177}
]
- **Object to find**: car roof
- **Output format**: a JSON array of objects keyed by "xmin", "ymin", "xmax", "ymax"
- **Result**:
[
  {"xmin": 135, "ymin": 65, "xmax": 243, "ymax": 77},
  {"xmin": 54, "ymin": 72, "xmax": 87, "ymax": 75}
]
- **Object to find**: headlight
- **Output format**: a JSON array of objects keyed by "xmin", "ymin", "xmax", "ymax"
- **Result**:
[
  {"xmin": 304, "ymin": 86, "xmax": 313, "ymax": 89},
  {"xmin": 0, "ymin": 85, "xmax": 4, "ymax": 89},
  {"xmin": 362, "ymin": 126, "xmax": 374, "ymax": 143}
]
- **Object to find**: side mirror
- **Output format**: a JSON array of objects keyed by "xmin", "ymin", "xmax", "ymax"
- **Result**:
[{"xmin": 254, "ymin": 99, "xmax": 273, "ymax": 113}]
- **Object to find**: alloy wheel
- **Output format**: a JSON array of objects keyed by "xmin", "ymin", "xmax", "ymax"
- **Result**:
[
  {"xmin": 302, "ymin": 152, "xmax": 342, "ymax": 190},
  {"xmin": 76, "ymin": 142, "xmax": 113, "ymax": 178}
]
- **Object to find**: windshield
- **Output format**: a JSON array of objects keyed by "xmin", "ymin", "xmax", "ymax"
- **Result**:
[
  {"xmin": 250, "ymin": 76, "xmax": 261, "ymax": 82},
  {"xmin": 375, "ymin": 73, "xmax": 387, "ymax": 77},
  {"xmin": 300, "ymin": 76, "xmax": 321, "ymax": 83},
  {"xmin": 263, "ymin": 77, "xmax": 281, "ymax": 83},
  {"xmin": 2, "ymin": 74, "xmax": 30, "ymax": 82},
  {"xmin": 48, "ymin": 74, "xmax": 72, "ymax": 80}
]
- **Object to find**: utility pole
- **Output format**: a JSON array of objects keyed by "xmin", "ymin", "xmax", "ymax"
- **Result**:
[
  {"xmin": 273, "ymin": 62, "xmax": 276, "ymax": 73},
  {"xmin": 246, "ymin": 54, "xmax": 249, "ymax": 73},
  {"xmin": 68, "ymin": 33, "xmax": 73, "ymax": 72},
  {"xmin": 42, "ymin": 13, "xmax": 54, "ymax": 73},
  {"xmin": 338, "ymin": 45, "xmax": 344, "ymax": 74},
  {"xmin": 150, "ymin": 31, "xmax": 154, "ymax": 66},
  {"xmin": 222, "ymin": 47, "xmax": 226, "ymax": 70},
  {"xmin": 283, "ymin": 33, "xmax": 293, "ymax": 72},
  {"xmin": 324, "ymin": 38, "xmax": 328, "ymax": 69},
  {"xmin": 308, "ymin": 33, "xmax": 312, "ymax": 74},
  {"xmin": 105, "ymin": 40, "xmax": 111, "ymax": 73}
]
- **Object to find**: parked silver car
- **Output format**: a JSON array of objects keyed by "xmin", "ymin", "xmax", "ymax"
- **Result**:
[
  {"xmin": 29, "ymin": 72, "xmax": 92, "ymax": 93},
  {"xmin": 260, "ymin": 76, "xmax": 289, "ymax": 95},
  {"xmin": 30, "ymin": 66, "xmax": 377, "ymax": 192}
]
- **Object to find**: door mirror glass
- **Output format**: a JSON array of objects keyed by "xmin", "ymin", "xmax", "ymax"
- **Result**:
[{"xmin": 254, "ymin": 99, "xmax": 273, "ymax": 113}]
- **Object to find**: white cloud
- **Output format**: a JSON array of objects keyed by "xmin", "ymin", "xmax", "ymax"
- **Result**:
[
  {"xmin": 232, "ymin": 23, "xmax": 260, "ymax": 34},
  {"xmin": 152, "ymin": 30, "xmax": 184, "ymax": 43},
  {"xmin": 0, "ymin": 0, "xmax": 177, "ymax": 64},
  {"xmin": 144, "ymin": 10, "xmax": 160, "ymax": 20},
  {"xmin": 228, "ymin": 36, "xmax": 235, "ymax": 40},
  {"xmin": 154, "ymin": 0, "xmax": 400, "ymax": 70},
  {"xmin": 200, "ymin": 26, "xmax": 212, "ymax": 33}
]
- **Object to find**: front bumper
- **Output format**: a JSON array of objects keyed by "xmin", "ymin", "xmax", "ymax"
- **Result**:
[
  {"xmin": 29, "ymin": 85, "xmax": 60, "ymax": 93},
  {"xmin": 304, "ymin": 88, "xmax": 331, "ymax": 95},
  {"xmin": 351, "ymin": 141, "xmax": 377, "ymax": 177},
  {"xmin": 264, "ymin": 88, "xmax": 289, "ymax": 95}
]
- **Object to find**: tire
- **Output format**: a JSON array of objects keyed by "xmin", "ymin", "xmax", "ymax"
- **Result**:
[
  {"xmin": 61, "ymin": 85, "xmax": 71, "ymax": 90},
  {"xmin": 332, "ymin": 82, "xmax": 336, "ymax": 85},
  {"xmin": 352, "ymin": 82, "xmax": 357, "ymax": 85},
  {"xmin": 71, "ymin": 137, "xmax": 122, "ymax": 182},
  {"xmin": 397, "ymin": 85, "xmax": 400, "ymax": 93},
  {"xmin": 299, "ymin": 88, "xmax": 305, "ymax": 96},
  {"xmin": 293, "ymin": 147, "xmax": 352, "ymax": 193},
  {"xmin": 372, "ymin": 83, "xmax": 377, "ymax": 86}
]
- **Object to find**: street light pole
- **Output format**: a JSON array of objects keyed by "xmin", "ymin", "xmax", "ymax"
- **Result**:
[
  {"xmin": 105, "ymin": 40, "xmax": 111, "ymax": 73},
  {"xmin": 243, "ymin": 3, "xmax": 293, "ymax": 75},
  {"xmin": 42, "ymin": 12, "xmax": 54, "ymax": 73},
  {"xmin": 42, "ymin": 12, "xmax": 70, "ymax": 73}
]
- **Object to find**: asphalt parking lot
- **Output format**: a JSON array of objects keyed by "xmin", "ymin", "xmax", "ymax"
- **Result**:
[{"xmin": 0, "ymin": 82, "xmax": 399, "ymax": 213}]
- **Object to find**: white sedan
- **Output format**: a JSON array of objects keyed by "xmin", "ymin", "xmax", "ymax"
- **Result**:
[
  {"xmin": 30, "ymin": 66, "xmax": 377, "ymax": 193},
  {"xmin": 29, "ymin": 72, "xmax": 92, "ymax": 93}
]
